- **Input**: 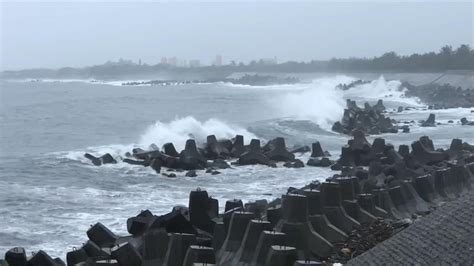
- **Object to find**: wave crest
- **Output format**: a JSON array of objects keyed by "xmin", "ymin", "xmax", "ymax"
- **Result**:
[
  {"xmin": 138, "ymin": 116, "xmax": 257, "ymax": 151},
  {"xmin": 272, "ymin": 75, "xmax": 354, "ymax": 130},
  {"xmin": 343, "ymin": 76, "xmax": 422, "ymax": 106}
]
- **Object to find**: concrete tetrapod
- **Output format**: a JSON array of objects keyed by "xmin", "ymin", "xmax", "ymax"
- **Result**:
[
  {"xmin": 189, "ymin": 189, "xmax": 216, "ymax": 233},
  {"xmin": 163, "ymin": 233, "xmax": 197, "ymax": 266},
  {"xmin": 399, "ymin": 180, "xmax": 430, "ymax": 214},
  {"xmin": 275, "ymin": 194, "xmax": 334, "ymax": 259},
  {"xmin": 373, "ymin": 188, "xmax": 408, "ymax": 219},
  {"xmin": 302, "ymin": 189, "xmax": 348, "ymax": 244},
  {"xmin": 341, "ymin": 200, "xmax": 377, "ymax": 224},
  {"xmin": 141, "ymin": 229, "xmax": 169, "ymax": 265},
  {"xmin": 238, "ymin": 139, "xmax": 271, "ymax": 166},
  {"xmin": 5, "ymin": 247, "xmax": 27, "ymax": 266},
  {"xmin": 388, "ymin": 186, "xmax": 414, "ymax": 216},
  {"xmin": 86, "ymin": 223, "xmax": 118, "ymax": 248},
  {"xmin": 231, "ymin": 135, "xmax": 247, "ymax": 157},
  {"xmin": 413, "ymin": 175, "xmax": 441, "ymax": 204},
  {"xmin": 231, "ymin": 219, "xmax": 272, "ymax": 265},
  {"xmin": 356, "ymin": 193, "xmax": 388, "ymax": 218},
  {"xmin": 334, "ymin": 177, "xmax": 360, "ymax": 201},
  {"xmin": 320, "ymin": 182, "xmax": 360, "ymax": 233},
  {"xmin": 264, "ymin": 246, "xmax": 299, "ymax": 266},
  {"xmin": 264, "ymin": 137, "xmax": 295, "ymax": 162},
  {"xmin": 433, "ymin": 169, "xmax": 452, "ymax": 199},
  {"xmin": 110, "ymin": 242, "xmax": 142, "ymax": 266},
  {"xmin": 250, "ymin": 231, "xmax": 287, "ymax": 266},
  {"xmin": 182, "ymin": 245, "xmax": 216, "ymax": 266},
  {"xmin": 218, "ymin": 212, "xmax": 255, "ymax": 265}
]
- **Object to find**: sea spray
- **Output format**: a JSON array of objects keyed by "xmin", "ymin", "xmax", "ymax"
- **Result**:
[
  {"xmin": 138, "ymin": 116, "xmax": 257, "ymax": 151},
  {"xmin": 57, "ymin": 117, "xmax": 257, "ymax": 162},
  {"xmin": 342, "ymin": 76, "xmax": 422, "ymax": 106},
  {"xmin": 271, "ymin": 76, "xmax": 354, "ymax": 130},
  {"xmin": 265, "ymin": 75, "xmax": 422, "ymax": 132},
  {"xmin": 58, "ymin": 75, "xmax": 425, "ymax": 162}
]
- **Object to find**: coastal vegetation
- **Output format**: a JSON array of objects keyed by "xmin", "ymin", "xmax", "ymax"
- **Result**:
[{"xmin": 2, "ymin": 45, "xmax": 473, "ymax": 80}]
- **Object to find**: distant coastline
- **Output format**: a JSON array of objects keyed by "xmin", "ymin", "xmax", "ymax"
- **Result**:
[{"xmin": 2, "ymin": 45, "xmax": 473, "ymax": 81}]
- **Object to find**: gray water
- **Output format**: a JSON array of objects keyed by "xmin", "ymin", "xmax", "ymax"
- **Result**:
[{"xmin": 1, "ymin": 75, "xmax": 473, "ymax": 259}]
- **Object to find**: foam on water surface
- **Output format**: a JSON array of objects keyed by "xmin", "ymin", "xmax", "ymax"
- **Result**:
[
  {"xmin": 2, "ymin": 75, "xmax": 474, "ymax": 260},
  {"xmin": 138, "ymin": 116, "xmax": 257, "ymax": 151},
  {"xmin": 342, "ymin": 76, "xmax": 423, "ymax": 106}
]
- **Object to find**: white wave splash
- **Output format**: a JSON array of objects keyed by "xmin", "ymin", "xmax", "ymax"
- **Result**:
[
  {"xmin": 271, "ymin": 75, "xmax": 354, "ymax": 130},
  {"xmin": 58, "ymin": 116, "xmax": 257, "ymax": 161},
  {"xmin": 138, "ymin": 116, "xmax": 257, "ymax": 151},
  {"xmin": 57, "ymin": 75, "xmax": 426, "ymax": 160},
  {"xmin": 342, "ymin": 76, "xmax": 422, "ymax": 106}
]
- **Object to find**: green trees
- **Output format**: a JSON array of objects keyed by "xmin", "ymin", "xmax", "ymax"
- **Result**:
[
  {"xmin": 3, "ymin": 44, "xmax": 472, "ymax": 80},
  {"xmin": 331, "ymin": 44, "xmax": 474, "ymax": 71},
  {"xmin": 234, "ymin": 44, "xmax": 474, "ymax": 72}
]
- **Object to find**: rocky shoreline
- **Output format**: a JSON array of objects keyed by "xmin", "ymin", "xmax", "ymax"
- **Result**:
[
  {"xmin": 335, "ymin": 78, "xmax": 474, "ymax": 110},
  {"xmin": 331, "ymin": 99, "xmax": 399, "ymax": 135},
  {"xmin": 2, "ymin": 130, "xmax": 474, "ymax": 265},
  {"xmin": 79, "ymin": 97, "xmax": 471, "ymax": 177},
  {"xmin": 403, "ymin": 82, "xmax": 474, "ymax": 109},
  {"xmin": 2, "ymin": 78, "xmax": 473, "ymax": 265}
]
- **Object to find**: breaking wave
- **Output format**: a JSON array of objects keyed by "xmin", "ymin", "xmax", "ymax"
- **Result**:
[
  {"xmin": 342, "ymin": 76, "xmax": 422, "ymax": 106},
  {"xmin": 58, "ymin": 75, "xmax": 425, "ymax": 160},
  {"xmin": 269, "ymin": 75, "xmax": 423, "ymax": 131},
  {"xmin": 138, "ymin": 116, "xmax": 257, "ymax": 151},
  {"xmin": 272, "ymin": 76, "xmax": 353, "ymax": 130},
  {"xmin": 58, "ymin": 116, "xmax": 257, "ymax": 161}
]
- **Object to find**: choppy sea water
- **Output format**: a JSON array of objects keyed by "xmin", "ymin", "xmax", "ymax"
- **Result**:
[{"xmin": 0, "ymin": 75, "xmax": 473, "ymax": 259}]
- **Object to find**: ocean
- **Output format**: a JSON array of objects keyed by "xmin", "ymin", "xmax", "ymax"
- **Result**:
[{"xmin": 1, "ymin": 75, "xmax": 473, "ymax": 259}]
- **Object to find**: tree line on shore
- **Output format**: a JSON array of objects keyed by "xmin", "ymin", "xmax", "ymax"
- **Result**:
[
  {"xmin": 234, "ymin": 44, "xmax": 474, "ymax": 72},
  {"xmin": 3, "ymin": 44, "xmax": 473, "ymax": 79}
]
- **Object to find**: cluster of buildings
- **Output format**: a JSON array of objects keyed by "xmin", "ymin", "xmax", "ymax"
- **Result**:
[
  {"xmin": 107, "ymin": 56, "xmax": 279, "ymax": 68},
  {"xmin": 160, "ymin": 55, "xmax": 223, "ymax": 68}
]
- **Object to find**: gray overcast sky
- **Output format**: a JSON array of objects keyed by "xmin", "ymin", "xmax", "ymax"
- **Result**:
[{"xmin": 1, "ymin": 1, "xmax": 473, "ymax": 70}]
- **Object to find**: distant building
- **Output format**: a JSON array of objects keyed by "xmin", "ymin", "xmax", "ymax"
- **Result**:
[
  {"xmin": 179, "ymin": 59, "xmax": 188, "ymax": 67},
  {"xmin": 214, "ymin": 55, "xmax": 223, "ymax": 66},
  {"xmin": 260, "ymin": 57, "xmax": 278, "ymax": 65},
  {"xmin": 168, "ymin": 57, "xmax": 178, "ymax": 67},
  {"xmin": 107, "ymin": 58, "xmax": 133, "ymax": 65},
  {"xmin": 160, "ymin": 57, "xmax": 168, "ymax": 65},
  {"xmin": 189, "ymin": 59, "xmax": 201, "ymax": 68}
]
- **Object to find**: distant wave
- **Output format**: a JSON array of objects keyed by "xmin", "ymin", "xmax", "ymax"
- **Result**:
[
  {"xmin": 7, "ymin": 78, "xmax": 153, "ymax": 86},
  {"xmin": 219, "ymin": 81, "xmax": 307, "ymax": 91}
]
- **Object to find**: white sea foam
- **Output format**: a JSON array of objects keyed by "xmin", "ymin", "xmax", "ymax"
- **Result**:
[
  {"xmin": 7, "ymin": 78, "xmax": 153, "ymax": 86},
  {"xmin": 342, "ymin": 76, "xmax": 422, "ymax": 106},
  {"xmin": 271, "ymin": 75, "xmax": 355, "ymax": 130},
  {"xmin": 221, "ymin": 81, "xmax": 308, "ymax": 91},
  {"xmin": 58, "ymin": 75, "xmax": 430, "ymax": 160},
  {"xmin": 58, "ymin": 116, "xmax": 257, "ymax": 161},
  {"xmin": 229, "ymin": 75, "xmax": 423, "ymax": 131},
  {"xmin": 138, "ymin": 116, "xmax": 257, "ymax": 151}
]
